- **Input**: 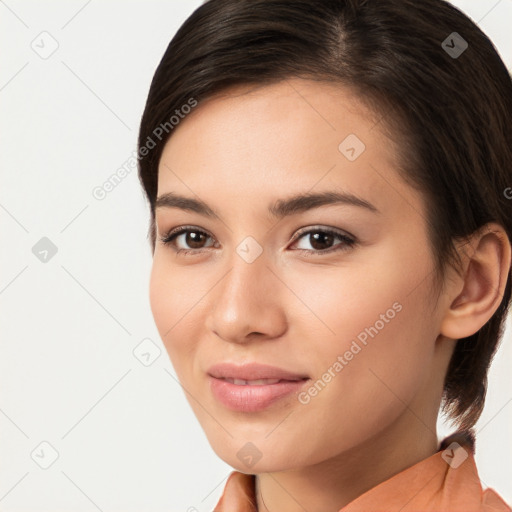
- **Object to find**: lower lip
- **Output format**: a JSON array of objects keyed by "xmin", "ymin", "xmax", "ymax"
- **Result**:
[{"xmin": 209, "ymin": 376, "xmax": 309, "ymax": 412}]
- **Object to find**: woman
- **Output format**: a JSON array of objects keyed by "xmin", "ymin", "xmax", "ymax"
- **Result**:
[{"xmin": 137, "ymin": 0, "xmax": 512, "ymax": 510}]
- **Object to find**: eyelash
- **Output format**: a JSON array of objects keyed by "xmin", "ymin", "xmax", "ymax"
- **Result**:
[{"xmin": 158, "ymin": 225, "xmax": 356, "ymax": 257}]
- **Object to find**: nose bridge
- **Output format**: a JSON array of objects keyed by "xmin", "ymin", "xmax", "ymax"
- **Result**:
[
  {"xmin": 218, "ymin": 231, "xmax": 271, "ymax": 300},
  {"xmin": 217, "ymin": 245, "xmax": 272, "ymax": 316},
  {"xmin": 205, "ymin": 242, "xmax": 286, "ymax": 341}
]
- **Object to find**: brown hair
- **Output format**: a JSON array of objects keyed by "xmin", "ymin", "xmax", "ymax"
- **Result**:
[{"xmin": 137, "ymin": 0, "xmax": 512, "ymax": 430}]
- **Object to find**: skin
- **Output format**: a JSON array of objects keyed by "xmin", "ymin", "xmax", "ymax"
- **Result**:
[{"xmin": 149, "ymin": 79, "xmax": 511, "ymax": 511}]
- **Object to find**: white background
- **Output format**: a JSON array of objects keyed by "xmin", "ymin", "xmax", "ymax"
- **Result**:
[{"xmin": 1, "ymin": 1, "xmax": 511, "ymax": 510}]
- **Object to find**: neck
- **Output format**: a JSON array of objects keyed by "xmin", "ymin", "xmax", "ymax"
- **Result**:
[{"xmin": 254, "ymin": 412, "xmax": 439, "ymax": 512}]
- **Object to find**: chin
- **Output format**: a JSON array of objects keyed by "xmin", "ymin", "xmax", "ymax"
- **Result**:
[{"xmin": 204, "ymin": 428, "xmax": 315, "ymax": 474}]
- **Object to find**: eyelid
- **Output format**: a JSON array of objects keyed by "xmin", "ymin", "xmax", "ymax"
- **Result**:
[{"xmin": 291, "ymin": 225, "xmax": 356, "ymax": 243}]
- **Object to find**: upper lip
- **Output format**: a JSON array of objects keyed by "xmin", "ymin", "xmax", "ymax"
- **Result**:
[{"xmin": 207, "ymin": 362, "xmax": 309, "ymax": 381}]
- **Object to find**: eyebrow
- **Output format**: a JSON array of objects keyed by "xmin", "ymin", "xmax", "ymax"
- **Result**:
[{"xmin": 154, "ymin": 190, "xmax": 379, "ymax": 220}]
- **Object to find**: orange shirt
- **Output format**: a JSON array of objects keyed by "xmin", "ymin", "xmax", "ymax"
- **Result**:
[{"xmin": 213, "ymin": 433, "xmax": 511, "ymax": 511}]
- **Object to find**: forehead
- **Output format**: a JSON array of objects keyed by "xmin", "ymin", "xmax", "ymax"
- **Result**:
[{"xmin": 156, "ymin": 79, "xmax": 424, "ymax": 224}]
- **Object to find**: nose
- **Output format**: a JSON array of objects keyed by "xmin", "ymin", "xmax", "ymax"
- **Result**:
[{"xmin": 204, "ymin": 253, "xmax": 288, "ymax": 344}]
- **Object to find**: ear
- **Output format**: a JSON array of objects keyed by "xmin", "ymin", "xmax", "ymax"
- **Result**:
[{"xmin": 440, "ymin": 223, "xmax": 511, "ymax": 340}]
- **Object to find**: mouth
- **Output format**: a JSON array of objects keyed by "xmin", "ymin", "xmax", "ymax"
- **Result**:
[
  {"xmin": 207, "ymin": 361, "xmax": 309, "ymax": 381},
  {"xmin": 207, "ymin": 362, "xmax": 310, "ymax": 412},
  {"xmin": 221, "ymin": 377, "xmax": 303, "ymax": 385}
]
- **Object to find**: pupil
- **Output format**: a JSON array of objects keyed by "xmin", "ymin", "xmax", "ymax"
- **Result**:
[
  {"xmin": 187, "ymin": 231, "xmax": 205, "ymax": 248},
  {"xmin": 310, "ymin": 232, "xmax": 333, "ymax": 250}
]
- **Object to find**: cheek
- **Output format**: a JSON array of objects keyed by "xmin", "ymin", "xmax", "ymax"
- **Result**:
[
  {"xmin": 148, "ymin": 257, "xmax": 204, "ymax": 372},
  {"xmin": 149, "ymin": 258, "xmax": 174, "ymax": 339},
  {"xmin": 291, "ymin": 250, "xmax": 435, "ymax": 439},
  {"xmin": 283, "ymin": 308, "xmax": 430, "ymax": 466},
  {"xmin": 284, "ymin": 249, "xmax": 429, "ymax": 352},
  {"xmin": 295, "ymin": 241, "xmax": 431, "ymax": 354},
  {"xmin": 291, "ymin": 265, "xmax": 431, "ymax": 391},
  {"xmin": 315, "ymin": 236, "xmax": 433, "ymax": 354}
]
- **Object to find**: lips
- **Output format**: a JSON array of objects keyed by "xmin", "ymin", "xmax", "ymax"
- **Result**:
[
  {"xmin": 207, "ymin": 362, "xmax": 309, "ymax": 382},
  {"xmin": 207, "ymin": 362, "xmax": 310, "ymax": 412}
]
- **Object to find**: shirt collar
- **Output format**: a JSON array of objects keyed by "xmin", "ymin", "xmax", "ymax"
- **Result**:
[{"xmin": 213, "ymin": 432, "xmax": 511, "ymax": 512}]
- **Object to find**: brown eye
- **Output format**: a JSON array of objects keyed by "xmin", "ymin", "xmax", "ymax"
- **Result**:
[
  {"xmin": 307, "ymin": 232, "xmax": 335, "ymax": 251},
  {"xmin": 183, "ymin": 231, "xmax": 208, "ymax": 249},
  {"xmin": 291, "ymin": 227, "xmax": 356, "ymax": 255},
  {"xmin": 160, "ymin": 227, "xmax": 216, "ymax": 253}
]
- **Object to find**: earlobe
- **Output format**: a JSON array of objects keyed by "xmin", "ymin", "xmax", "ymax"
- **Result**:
[{"xmin": 440, "ymin": 223, "xmax": 511, "ymax": 340}]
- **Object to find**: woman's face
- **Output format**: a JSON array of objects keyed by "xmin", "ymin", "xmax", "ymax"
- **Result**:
[{"xmin": 150, "ymin": 79, "xmax": 451, "ymax": 472}]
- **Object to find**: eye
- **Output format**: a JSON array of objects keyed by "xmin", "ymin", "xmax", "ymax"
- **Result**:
[
  {"xmin": 289, "ymin": 227, "xmax": 356, "ymax": 255},
  {"xmin": 159, "ymin": 226, "xmax": 216, "ymax": 255},
  {"xmin": 159, "ymin": 225, "xmax": 356, "ymax": 256}
]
